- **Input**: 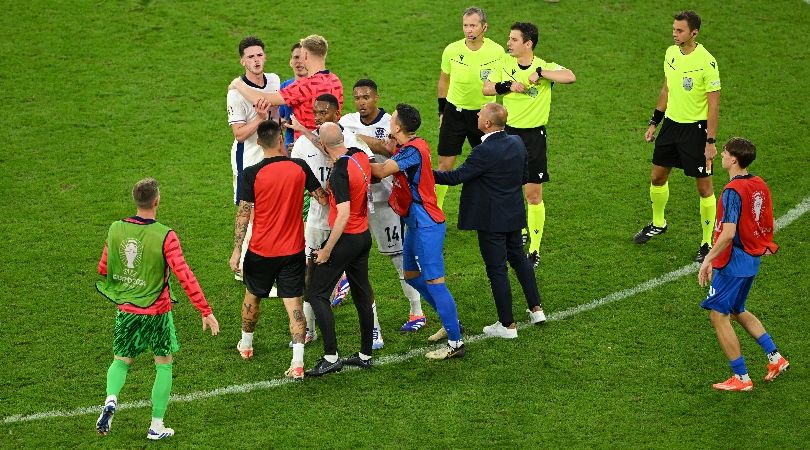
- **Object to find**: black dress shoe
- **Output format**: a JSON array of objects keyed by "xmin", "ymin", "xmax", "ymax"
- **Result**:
[
  {"xmin": 342, "ymin": 352, "xmax": 373, "ymax": 369},
  {"xmin": 305, "ymin": 357, "xmax": 343, "ymax": 377}
]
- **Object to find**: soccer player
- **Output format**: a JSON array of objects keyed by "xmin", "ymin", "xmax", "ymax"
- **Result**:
[
  {"xmin": 280, "ymin": 42, "xmax": 309, "ymax": 150},
  {"xmin": 370, "ymin": 104, "xmax": 465, "ymax": 360},
  {"xmin": 230, "ymin": 120, "xmax": 327, "ymax": 380},
  {"xmin": 95, "ymin": 178, "xmax": 220, "ymax": 440},
  {"xmin": 483, "ymin": 22, "xmax": 576, "ymax": 268},
  {"xmin": 697, "ymin": 137, "xmax": 787, "ymax": 391},
  {"xmin": 435, "ymin": 6, "xmax": 504, "ymax": 209},
  {"xmin": 636, "ymin": 10, "xmax": 721, "ymax": 263},
  {"xmin": 304, "ymin": 122, "xmax": 377, "ymax": 377},
  {"xmin": 227, "ymin": 36, "xmax": 281, "ymax": 281},
  {"xmin": 231, "ymin": 34, "xmax": 343, "ymax": 137},
  {"xmin": 339, "ymin": 79, "xmax": 427, "ymax": 333}
]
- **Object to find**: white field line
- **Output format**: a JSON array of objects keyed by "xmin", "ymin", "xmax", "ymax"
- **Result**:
[{"xmin": 4, "ymin": 196, "xmax": 809, "ymax": 425}]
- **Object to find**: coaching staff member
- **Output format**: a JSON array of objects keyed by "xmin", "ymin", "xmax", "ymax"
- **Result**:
[
  {"xmin": 483, "ymin": 22, "xmax": 576, "ymax": 268},
  {"xmin": 305, "ymin": 123, "xmax": 377, "ymax": 377},
  {"xmin": 635, "ymin": 10, "xmax": 721, "ymax": 263},
  {"xmin": 434, "ymin": 103, "xmax": 546, "ymax": 339},
  {"xmin": 435, "ymin": 6, "xmax": 504, "ymax": 209}
]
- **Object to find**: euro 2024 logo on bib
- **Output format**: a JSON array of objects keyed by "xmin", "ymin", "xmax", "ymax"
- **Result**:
[
  {"xmin": 752, "ymin": 191, "xmax": 765, "ymax": 223},
  {"xmin": 682, "ymin": 77, "xmax": 694, "ymax": 91},
  {"xmin": 479, "ymin": 69, "xmax": 491, "ymax": 82},
  {"xmin": 117, "ymin": 238, "xmax": 146, "ymax": 289}
]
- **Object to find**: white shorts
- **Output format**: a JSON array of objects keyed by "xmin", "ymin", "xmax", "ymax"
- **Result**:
[
  {"xmin": 305, "ymin": 226, "xmax": 330, "ymax": 256},
  {"xmin": 368, "ymin": 202, "xmax": 403, "ymax": 255}
]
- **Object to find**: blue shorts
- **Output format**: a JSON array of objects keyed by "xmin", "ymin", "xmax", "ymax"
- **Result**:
[
  {"xmin": 700, "ymin": 270, "xmax": 755, "ymax": 315},
  {"xmin": 402, "ymin": 222, "xmax": 446, "ymax": 281}
]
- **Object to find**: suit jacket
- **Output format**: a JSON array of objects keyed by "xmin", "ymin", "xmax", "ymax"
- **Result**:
[{"xmin": 433, "ymin": 130, "xmax": 528, "ymax": 232}]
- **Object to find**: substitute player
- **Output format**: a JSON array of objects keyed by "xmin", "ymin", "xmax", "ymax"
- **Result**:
[
  {"xmin": 339, "ymin": 79, "xmax": 428, "ymax": 333},
  {"xmin": 483, "ymin": 22, "xmax": 576, "ymax": 267},
  {"xmin": 371, "ymin": 104, "xmax": 465, "ymax": 360},
  {"xmin": 697, "ymin": 137, "xmax": 787, "ymax": 391},
  {"xmin": 227, "ymin": 36, "xmax": 281, "ymax": 281},
  {"xmin": 435, "ymin": 6, "xmax": 504, "ymax": 209},
  {"xmin": 231, "ymin": 120, "xmax": 327, "ymax": 380},
  {"xmin": 231, "ymin": 34, "xmax": 343, "ymax": 138},
  {"xmin": 95, "ymin": 178, "xmax": 220, "ymax": 440},
  {"xmin": 636, "ymin": 10, "xmax": 721, "ymax": 263}
]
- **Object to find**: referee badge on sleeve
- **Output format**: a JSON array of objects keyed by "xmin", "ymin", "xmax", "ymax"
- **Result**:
[
  {"xmin": 682, "ymin": 77, "xmax": 694, "ymax": 91},
  {"xmin": 480, "ymin": 69, "xmax": 491, "ymax": 82}
]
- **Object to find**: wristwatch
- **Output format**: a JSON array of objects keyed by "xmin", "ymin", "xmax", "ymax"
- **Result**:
[{"xmin": 706, "ymin": 137, "xmax": 716, "ymax": 144}]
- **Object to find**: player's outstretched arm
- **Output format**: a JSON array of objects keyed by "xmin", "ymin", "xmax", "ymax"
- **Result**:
[
  {"xmin": 202, "ymin": 313, "xmax": 220, "ymax": 336},
  {"xmin": 370, "ymin": 159, "xmax": 400, "ymax": 179},
  {"xmin": 229, "ymin": 78, "xmax": 286, "ymax": 106}
]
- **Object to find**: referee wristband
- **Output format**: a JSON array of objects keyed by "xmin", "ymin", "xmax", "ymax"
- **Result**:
[
  {"xmin": 495, "ymin": 81, "xmax": 512, "ymax": 95},
  {"xmin": 535, "ymin": 67, "xmax": 543, "ymax": 78},
  {"xmin": 438, "ymin": 98, "xmax": 448, "ymax": 115},
  {"xmin": 649, "ymin": 109, "xmax": 665, "ymax": 126}
]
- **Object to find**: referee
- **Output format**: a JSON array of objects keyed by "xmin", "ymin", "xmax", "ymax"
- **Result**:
[
  {"xmin": 436, "ymin": 6, "xmax": 504, "ymax": 209},
  {"xmin": 483, "ymin": 22, "xmax": 576, "ymax": 268},
  {"xmin": 635, "ymin": 10, "xmax": 720, "ymax": 263}
]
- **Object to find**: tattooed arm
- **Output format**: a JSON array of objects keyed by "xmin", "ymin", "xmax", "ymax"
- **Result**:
[{"xmin": 229, "ymin": 200, "xmax": 253, "ymax": 273}]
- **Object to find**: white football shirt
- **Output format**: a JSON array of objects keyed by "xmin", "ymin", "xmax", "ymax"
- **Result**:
[
  {"xmin": 339, "ymin": 110, "xmax": 393, "ymax": 202},
  {"xmin": 227, "ymin": 73, "xmax": 281, "ymax": 175}
]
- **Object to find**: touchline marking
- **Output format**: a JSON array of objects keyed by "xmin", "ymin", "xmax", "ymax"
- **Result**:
[{"xmin": 5, "ymin": 196, "xmax": 808, "ymax": 425}]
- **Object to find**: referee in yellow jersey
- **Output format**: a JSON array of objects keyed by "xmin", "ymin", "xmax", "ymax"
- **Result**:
[
  {"xmin": 635, "ymin": 10, "xmax": 720, "ymax": 263},
  {"xmin": 436, "ymin": 6, "xmax": 504, "ymax": 209},
  {"xmin": 483, "ymin": 22, "xmax": 575, "ymax": 268}
]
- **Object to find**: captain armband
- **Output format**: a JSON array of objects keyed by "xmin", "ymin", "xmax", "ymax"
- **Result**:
[{"xmin": 495, "ymin": 81, "xmax": 513, "ymax": 95}]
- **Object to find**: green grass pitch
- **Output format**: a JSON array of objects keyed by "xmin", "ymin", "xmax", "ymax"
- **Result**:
[{"xmin": 1, "ymin": 0, "xmax": 809, "ymax": 447}]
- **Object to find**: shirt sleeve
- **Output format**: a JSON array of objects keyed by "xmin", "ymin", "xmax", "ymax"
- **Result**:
[
  {"xmin": 227, "ymin": 90, "xmax": 248, "ymax": 125},
  {"xmin": 240, "ymin": 166, "xmax": 256, "ymax": 204},
  {"xmin": 721, "ymin": 189, "xmax": 742, "ymax": 225},
  {"xmin": 98, "ymin": 244, "xmax": 108, "ymax": 275},
  {"xmin": 704, "ymin": 56, "xmax": 721, "ymax": 93},
  {"xmin": 440, "ymin": 44, "xmax": 452, "ymax": 75},
  {"xmin": 330, "ymin": 158, "xmax": 351, "ymax": 205},
  {"xmin": 164, "ymin": 231, "xmax": 212, "ymax": 317},
  {"xmin": 391, "ymin": 145, "xmax": 421, "ymax": 171},
  {"xmin": 292, "ymin": 158, "xmax": 322, "ymax": 193},
  {"xmin": 279, "ymin": 78, "xmax": 307, "ymax": 109},
  {"xmin": 486, "ymin": 56, "xmax": 503, "ymax": 83}
]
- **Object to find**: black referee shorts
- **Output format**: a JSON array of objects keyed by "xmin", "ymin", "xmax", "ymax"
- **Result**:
[
  {"xmin": 438, "ymin": 102, "xmax": 483, "ymax": 157},
  {"xmin": 506, "ymin": 125, "xmax": 550, "ymax": 184},
  {"xmin": 243, "ymin": 249, "xmax": 306, "ymax": 298},
  {"xmin": 653, "ymin": 118, "xmax": 711, "ymax": 178}
]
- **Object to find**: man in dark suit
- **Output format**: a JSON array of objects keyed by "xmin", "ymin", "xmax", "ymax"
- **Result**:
[{"xmin": 433, "ymin": 103, "xmax": 546, "ymax": 339}]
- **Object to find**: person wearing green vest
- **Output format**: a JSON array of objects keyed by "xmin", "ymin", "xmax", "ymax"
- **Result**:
[{"xmin": 95, "ymin": 178, "xmax": 219, "ymax": 440}]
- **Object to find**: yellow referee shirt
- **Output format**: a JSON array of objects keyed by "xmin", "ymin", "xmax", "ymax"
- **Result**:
[
  {"xmin": 664, "ymin": 44, "xmax": 721, "ymax": 123},
  {"xmin": 487, "ymin": 54, "xmax": 562, "ymax": 129},
  {"xmin": 441, "ymin": 38, "xmax": 504, "ymax": 110}
]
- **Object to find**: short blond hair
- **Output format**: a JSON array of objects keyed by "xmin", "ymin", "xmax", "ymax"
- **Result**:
[
  {"xmin": 300, "ymin": 35, "xmax": 328, "ymax": 57},
  {"xmin": 132, "ymin": 178, "xmax": 159, "ymax": 209}
]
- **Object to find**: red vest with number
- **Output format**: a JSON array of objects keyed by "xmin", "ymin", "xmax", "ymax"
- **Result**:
[
  {"xmin": 388, "ymin": 137, "xmax": 446, "ymax": 224},
  {"xmin": 712, "ymin": 175, "xmax": 778, "ymax": 269}
]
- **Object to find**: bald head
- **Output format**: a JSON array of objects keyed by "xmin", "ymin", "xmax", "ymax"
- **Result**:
[
  {"xmin": 478, "ymin": 102, "xmax": 507, "ymax": 133},
  {"xmin": 319, "ymin": 122, "xmax": 344, "ymax": 148}
]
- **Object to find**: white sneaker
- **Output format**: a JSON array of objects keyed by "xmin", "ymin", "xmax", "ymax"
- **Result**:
[
  {"xmin": 427, "ymin": 326, "xmax": 447, "ymax": 342},
  {"xmin": 147, "ymin": 424, "xmax": 175, "ymax": 440},
  {"xmin": 527, "ymin": 308, "xmax": 547, "ymax": 324},
  {"xmin": 372, "ymin": 327, "xmax": 384, "ymax": 350},
  {"xmin": 482, "ymin": 321, "xmax": 518, "ymax": 339}
]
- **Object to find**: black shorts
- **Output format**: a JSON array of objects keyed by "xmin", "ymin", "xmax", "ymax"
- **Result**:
[
  {"xmin": 438, "ymin": 102, "xmax": 483, "ymax": 157},
  {"xmin": 506, "ymin": 125, "xmax": 549, "ymax": 184},
  {"xmin": 243, "ymin": 249, "xmax": 306, "ymax": 298},
  {"xmin": 653, "ymin": 118, "xmax": 711, "ymax": 178}
]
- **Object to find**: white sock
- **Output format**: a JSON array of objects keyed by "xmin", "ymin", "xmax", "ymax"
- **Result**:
[
  {"xmin": 303, "ymin": 301, "xmax": 315, "ymax": 330},
  {"xmin": 150, "ymin": 418, "xmax": 164, "ymax": 429},
  {"xmin": 391, "ymin": 254, "xmax": 423, "ymax": 316},
  {"xmin": 372, "ymin": 302, "xmax": 381, "ymax": 329},
  {"xmin": 448, "ymin": 339, "xmax": 463, "ymax": 349},
  {"xmin": 767, "ymin": 351, "xmax": 782, "ymax": 365},
  {"xmin": 736, "ymin": 373, "xmax": 751, "ymax": 382},
  {"xmin": 240, "ymin": 331, "xmax": 254, "ymax": 348},
  {"xmin": 105, "ymin": 395, "xmax": 117, "ymax": 405},
  {"xmin": 291, "ymin": 343, "xmax": 304, "ymax": 365},
  {"xmin": 358, "ymin": 352, "xmax": 372, "ymax": 361},
  {"xmin": 324, "ymin": 354, "xmax": 339, "ymax": 363}
]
